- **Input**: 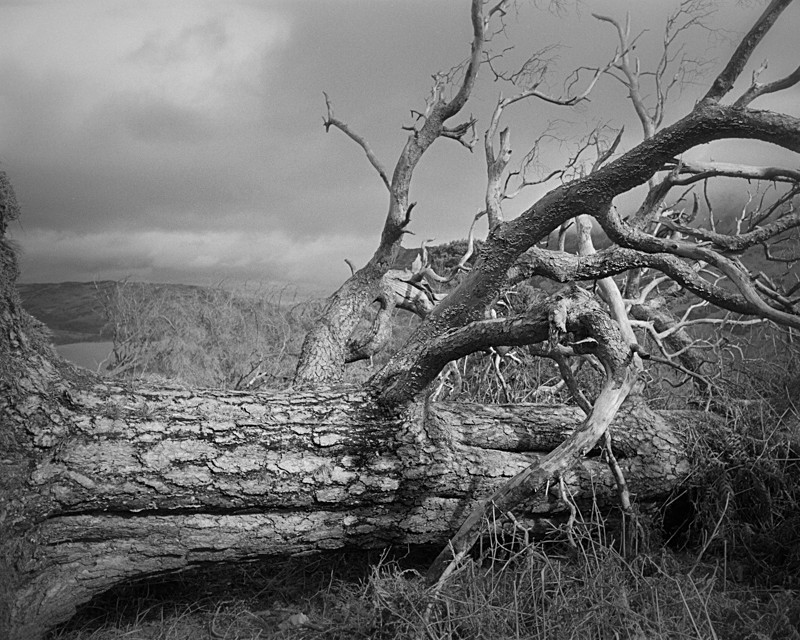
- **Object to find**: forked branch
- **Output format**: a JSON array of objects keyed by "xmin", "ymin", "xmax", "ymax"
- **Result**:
[
  {"xmin": 701, "ymin": 0, "xmax": 793, "ymax": 104},
  {"xmin": 734, "ymin": 63, "xmax": 800, "ymax": 107}
]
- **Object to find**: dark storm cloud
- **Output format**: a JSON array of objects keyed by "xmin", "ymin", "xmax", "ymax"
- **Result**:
[{"xmin": 2, "ymin": 0, "xmax": 798, "ymax": 290}]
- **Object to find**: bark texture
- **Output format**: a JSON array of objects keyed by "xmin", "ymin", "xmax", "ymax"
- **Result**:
[{"xmin": 1, "ymin": 357, "xmax": 701, "ymax": 639}]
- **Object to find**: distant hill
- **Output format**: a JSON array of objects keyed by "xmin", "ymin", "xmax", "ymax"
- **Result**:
[
  {"xmin": 18, "ymin": 242, "xmax": 797, "ymax": 348},
  {"xmin": 17, "ymin": 281, "xmax": 210, "ymax": 345},
  {"xmin": 14, "ymin": 252, "xmax": 474, "ymax": 348},
  {"xmin": 17, "ymin": 281, "xmax": 112, "ymax": 345}
]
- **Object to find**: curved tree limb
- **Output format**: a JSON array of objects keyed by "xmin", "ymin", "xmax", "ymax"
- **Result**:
[{"xmin": 426, "ymin": 289, "xmax": 638, "ymax": 583}]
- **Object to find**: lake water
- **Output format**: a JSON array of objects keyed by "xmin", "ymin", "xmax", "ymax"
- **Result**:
[{"xmin": 56, "ymin": 341, "xmax": 114, "ymax": 372}]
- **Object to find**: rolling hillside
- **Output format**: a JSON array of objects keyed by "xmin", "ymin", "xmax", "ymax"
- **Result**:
[
  {"xmin": 17, "ymin": 281, "xmax": 209, "ymax": 345},
  {"xmin": 17, "ymin": 281, "xmax": 112, "ymax": 345}
]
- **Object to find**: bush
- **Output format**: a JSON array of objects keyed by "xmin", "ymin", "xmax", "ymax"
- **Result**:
[{"xmin": 661, "ymin": 325, "xmax": 800, "ymax": 588}]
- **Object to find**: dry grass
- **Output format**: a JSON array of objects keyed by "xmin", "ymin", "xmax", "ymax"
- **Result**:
[
  {"xmin": 49, "ymin": 525, "xmax": 800, "ymax": 640},
  {"xmin": 98, "ymin": 281, "xmax": 322, "ymax": 389}
]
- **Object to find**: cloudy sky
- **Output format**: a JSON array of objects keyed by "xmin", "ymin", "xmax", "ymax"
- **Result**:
[{"xmin": 2, "ymin": 1, "xmax": 798, "ymax": 294}]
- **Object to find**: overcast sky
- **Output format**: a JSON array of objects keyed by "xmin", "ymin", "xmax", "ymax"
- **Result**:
[{"xmin": 2, "ymin": 0, "xmax": 798, "ymax": 294}]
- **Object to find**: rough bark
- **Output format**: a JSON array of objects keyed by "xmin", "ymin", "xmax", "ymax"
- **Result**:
[{"xmin": 1, "ymin": 354, "xmax": 703, "ymax": 639}]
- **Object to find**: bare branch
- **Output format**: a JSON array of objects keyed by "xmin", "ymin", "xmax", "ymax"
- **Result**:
[
  {"xmin": 657, "ymin": 210, "xmax": 800, "ymax": 253},
  {"xmin": 735, "ymin": 63, "xmax": 800, "ymax": 107},
  {"xmin": 382, "ymin": 269, "xmax": 441, "ymax": 318},
  {"xmin": 643, "ymin": 351, "xmax": 716, "ymax": 394},
  {"xmin": 440, "ymin": 0, "xmax": 484, "ymax": 120},
  {"xmin": 593, "ymin": 12, "xmax": 655, "ymax": 139},
  {"xmin": 554, "ymin": 353, "xmax": 593, "ymax": 414},
  {"xmin": 592, "ymin": 127, "xmax": 625, "ymax": 173},
  {"xmin": 652, "ymin": 1, "xmax": 716, "ymax": 127},
  {"xmin": 575, "ymin": 215, "xmax": 639, "ymax": 350},
  {"xmin": 666, "ymin": 159, "xmax": 800, "ymax": 184},
  {"xmin": 455, "ymin": 214, "xmax": 479, "ymax": 273},
  {"xmin": 442, "ymin": 117, "xmax": 479, "ymax": 150},
  {"xmin": 747, "ymin": 184, "xmax": 799, "ymax": 229},
  {"xmin": 481, "ymin": 88, "xmax": 613, "ymax": 229},
  {"xmin": 488, "ymin": 0, "xmax": 513, "ymax": 20},
  {"xmin": 402, "ymin": 201, "xmax": 417, "ymax": 229},
  {"xmin": 599, "ymin": 206, "xmax": 800, "ymax": 329},
  {"xmin": 322, "ymin": 93, "xmax": 392, "ymax": 193},
  {"xmin": 507, "ymin": 245, "xmax": 792, "ymax": 322},
  {"xmin": 304, "ymin": 0, "xmax": 800, "ymax": 392},
  {"xmin": 380, "ymin": 0, "xmax": 488, "ymax": 246},
  {"xmin": 701, "ymin": 0, "xmax": 793, "ymax": 104}
]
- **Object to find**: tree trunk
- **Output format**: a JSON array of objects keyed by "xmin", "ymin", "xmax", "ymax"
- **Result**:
[
  {"xmin": 0, "ymin": 171, "xmax": 705, "ymax": 639},
  {"xmin": 1, "ymin": 358, "xmax": 702, "ymax": 639},
  {"xmin": 0, "ymin": 173, "xmax": 700, "ymax": 639}
]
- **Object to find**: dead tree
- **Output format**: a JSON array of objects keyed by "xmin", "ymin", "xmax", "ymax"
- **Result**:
[
  {"xmin": 294, "ymin": 0, "xmax": 800, "ymax": 578},
  {"xmin": 2, "ymin": 1, "xmax": 800, "ymax": 637}
]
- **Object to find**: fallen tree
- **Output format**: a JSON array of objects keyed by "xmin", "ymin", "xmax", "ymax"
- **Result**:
[
  {"xmin": 1, "ymin": 262, "xmax": 702, "ymax": 636},
  {"xmin": 2, "ymin": 355, "xmax": 697, "ymax": 637},
  {"xmin": 3, "ymin": 0, "xmax": 800, "ymax": 637}
]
